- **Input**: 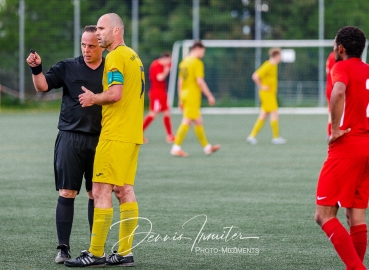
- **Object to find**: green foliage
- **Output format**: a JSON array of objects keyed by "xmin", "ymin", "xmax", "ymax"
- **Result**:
[
  {"xmin": 1, "ymin": 0, "xmax": 369, "ymax": 104},
  {"xmin": 265, "ymin": 0, "xmax": 318, "ymax": 39},
  {"xmin": 325, "ymin": 0, "xmax": 369, "ymax": 39}
]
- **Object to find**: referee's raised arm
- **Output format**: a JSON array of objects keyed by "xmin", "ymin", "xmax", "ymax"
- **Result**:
[{"xmin": 26, "ymin": 50, "xmax": 48, "ymax": 92}]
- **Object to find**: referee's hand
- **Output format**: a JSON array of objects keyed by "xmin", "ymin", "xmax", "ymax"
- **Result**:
[{"xmin": 26, "ymin": 51, "xmax": 41, "ymax": 67}]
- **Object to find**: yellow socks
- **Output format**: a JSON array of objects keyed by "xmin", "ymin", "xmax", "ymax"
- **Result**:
[
  {"xmin": 270, "ymin": 120, "xmax": 279, "ymax": 139},
  {"xmin": 117, "ymin": 202, "xmax": 139, "ymax": 256},
  {"xmin": 88, "ymin": 203, "xmax": 139, "ymax": 257},
  {"xmin": 194, "ymin": 125, "xmax": 209, "ymax": 147},
  {"xmin": 249, "ymin": 119, "xmax": 265, "ymax": 138},
  {"xmin": 89, "ymin": 208, "xmax": 113, "ymax": 257},
  {"xmin": 174, "ymin": 123, "xmax": 190, "ymax": 146}
]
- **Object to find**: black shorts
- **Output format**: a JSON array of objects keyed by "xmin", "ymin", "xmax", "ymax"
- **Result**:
[{"xmin": 54, "ymin": 130, "xmax": 99, "ymax": 193}]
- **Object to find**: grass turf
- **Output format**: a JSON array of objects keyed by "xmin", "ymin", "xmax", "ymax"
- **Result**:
[{"xmin": 0, "ymin": 111, "xmax": 361, "ymax": 269}]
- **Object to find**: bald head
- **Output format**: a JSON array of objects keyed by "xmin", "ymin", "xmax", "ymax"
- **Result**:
[
  {"xmin": 96, "ymin": 13, "xmax": 125, "ymax": 51},
  {"xmin": 101, "ymin": 13, "xmax": 124, "ymax": 36}
]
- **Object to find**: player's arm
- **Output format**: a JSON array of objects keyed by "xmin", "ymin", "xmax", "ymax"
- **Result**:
[
  {"xmin": 79, "ymin": 85, "xmax": 122, "ymax": 107},
  {"xmin": 197, "ymin": 77, "xmax": 215, "ymax": 106},
  {"xmin": 252, "ymin": 72, "xmax": 269, "ymax": 91},
  {"xmin": 328, "ymin": 81, "xmax": 350, "ymax": 144},
  {"xmin": 26, "ymin": 51, "xmax": 48, "ymax": 92},
  {"xmin": 156, "ymin": 64, "xmax": 170, "ymax": 81}
]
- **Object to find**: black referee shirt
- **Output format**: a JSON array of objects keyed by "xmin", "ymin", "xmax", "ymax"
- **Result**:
[{"xmin": 45, "ymin": 55, "xmax": 104, "ymax": 135}]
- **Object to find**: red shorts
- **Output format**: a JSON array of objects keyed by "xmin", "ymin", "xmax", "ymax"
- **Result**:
[
  {"xmin": 149, "ymin": 92, "xmax": 168, "ymax": 112},
  {"xmin": 316, "ymin": 156, "xmax": 369, "ymax": 208}
]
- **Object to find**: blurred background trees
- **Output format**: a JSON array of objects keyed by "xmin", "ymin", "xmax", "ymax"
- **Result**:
[{"xmin": 0, "ymin": 0, "xmax": 368, "ymax": 104}]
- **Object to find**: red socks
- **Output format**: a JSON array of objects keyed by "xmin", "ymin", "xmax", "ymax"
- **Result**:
[
  {"xmin": 143, "ymin": 115, "xmax": 154, "ymax": 130},
  {"xmin": 350, "ymin": 224, "xmax": 367, "ymax": 262},
  {"xmin": 163, "ymin": 115, "xmax": 173, "ymax": 136},
  {"xmin": 322, "ymin": 218, "xmax": 366, "ymax": 270},
  {"xmin": 143, "ymin": 115, "xmax": 173, "ymax": 136}
]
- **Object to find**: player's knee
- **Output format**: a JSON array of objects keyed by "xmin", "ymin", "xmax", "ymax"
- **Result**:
[
  {"xmin": 344, "ymin": 209, "xmax": 366, "ymax": 227},
  {"xmin": 182, "ymin": 118, "xmax": 191, "ymax": 125},
  {"xmin": 92, "ymin": 184, "xmax": 112, "ymax": 201},
  {"xmin": 163, "ymin": 110, "xmax": 171, "ymax": 117},
  {"xmin": 314, "ymin": 211, "xmax": 326, "ymax": 226},
  {"xmin": 113, "ymin": 185, "xmax": 122, "ymax": 198},
  {"xmin": 114, "ymin": 185, "xmax": 135, "ymax": 203},
  {"xmin": 59, "ymin": 189, "xmax": 77, "ymax": 198},
  {"xmin": 314, "ymin": 210, "xmax": 337, "ymax": 227},
  {"xmin": 113, "ymin": 185, "xmax": 126, "ymax": 199},
  {"xmin": 148, "ymin": 111, "xmax": 158, "ymax": 118},
  {"xmin": 194, "ymin": 117, "xmax": 203, "ymax": 125},
  {"xmin": 314, "ymin": 212, "xmax": 321, "ymax": 226}
]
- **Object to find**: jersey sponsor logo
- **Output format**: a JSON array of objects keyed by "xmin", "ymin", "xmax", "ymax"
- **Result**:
[
  {"xmin": 317, "ymin": 196, "xmax": 327, "ymax": 200},
  {"xmin": 130, "ymin": 54, "xmax": 140, "ymax": 61},
  {"xmin": 96, "ymin": 172, "xmax": 103, "ymax": 177}
]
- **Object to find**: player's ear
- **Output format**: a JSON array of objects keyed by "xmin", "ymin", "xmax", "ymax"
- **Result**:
[{"xmin": 337, "ymin": 44, "xmax": 345, "ymax": 54}]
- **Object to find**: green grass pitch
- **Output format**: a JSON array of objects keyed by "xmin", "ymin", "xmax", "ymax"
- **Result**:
[{"xmin": 0, "ymin": 111, "xmax": 364, "ymax": 269}]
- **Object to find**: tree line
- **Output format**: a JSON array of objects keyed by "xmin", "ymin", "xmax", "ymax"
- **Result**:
[{"xmin": 0, "ymin": 0, "xmax": 368, "ymax": 96}]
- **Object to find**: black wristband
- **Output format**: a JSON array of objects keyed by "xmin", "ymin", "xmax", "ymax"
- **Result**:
[{"xmin": 30, "ymin": 63, "xmax": 42, "ymax": 75}]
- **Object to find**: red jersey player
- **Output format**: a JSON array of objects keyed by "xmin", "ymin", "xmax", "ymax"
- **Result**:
[
  {"xmin": 325, "ymin": 51, "xmax": 336, "ymax": 138},
  {"xmin": 143, "ymin": 52, "xmax": 175, "ymax": 143},
  {"xmin": 314, "ymin": 26, "xmax": 369, "ymax": 270}
]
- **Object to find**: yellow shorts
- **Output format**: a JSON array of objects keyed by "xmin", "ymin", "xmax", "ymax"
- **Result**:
[
  {"xmin": 259, "ymin": 91, "xmax": 278, "ymax": 112},
  {"xmin": 181, "ymin": 98, "xmax": 201, "ymax": 120},
  {"xmin": 93, "ymin": 140, "xmax": 140, "ymax": 186}
]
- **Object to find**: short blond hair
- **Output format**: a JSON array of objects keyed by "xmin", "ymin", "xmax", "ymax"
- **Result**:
[{"xmin": 269, "ymin": 47, "xmax": 281, "ymax": 58}]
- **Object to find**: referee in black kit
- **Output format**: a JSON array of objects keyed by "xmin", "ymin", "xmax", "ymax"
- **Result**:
[{"xmin": 26, "ymin": 25, "xmax": 104, "ymax": 264}]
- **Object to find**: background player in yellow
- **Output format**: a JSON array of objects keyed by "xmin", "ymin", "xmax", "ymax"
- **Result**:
[
  {"xmin": 170, "ymin": 41, "xmax": 220, "ymax": 157},
  {"xmin": 247, "ymin": 48, "xmax": 286, "ymax": 145},
  {"xmin": 65, "ymin": 13, "xmax": 144, "ymax": 267}
]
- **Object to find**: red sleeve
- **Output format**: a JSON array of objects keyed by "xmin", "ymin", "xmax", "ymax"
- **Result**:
[
  {"xmin": 331, "ymin": 61, "xmax": 349, "ymax": 86},
  {"xmin": 327, "ymin": 52, "xmax": 336, "ymax": 70},
  {"xmin": 149, "ymin": 60, "xmax": 162, "ymax": 82}
]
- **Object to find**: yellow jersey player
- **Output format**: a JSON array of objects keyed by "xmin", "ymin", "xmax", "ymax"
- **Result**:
[
  {"xmin": 171, "ymin": 40, "xmax": 220, "ymax": 157},
  {"xmin": 247, "ymin": 47, "xmax": 286, "ymax": 145},
  {"xmin": 65, "ymin": 13, "xmax": 143, "ymax": 267}
]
